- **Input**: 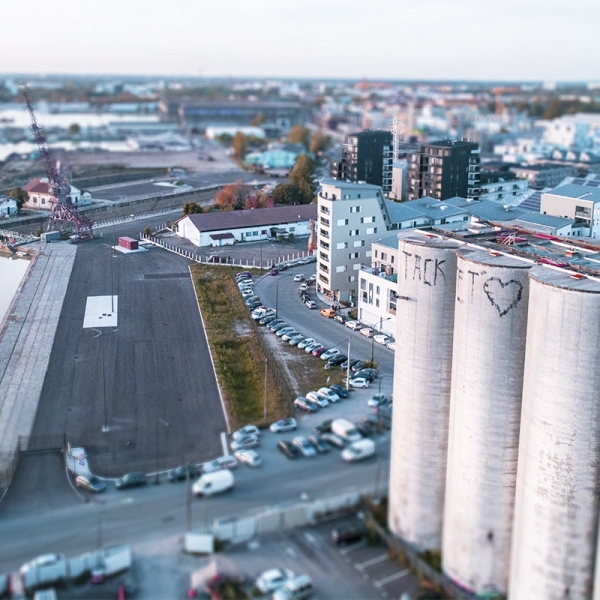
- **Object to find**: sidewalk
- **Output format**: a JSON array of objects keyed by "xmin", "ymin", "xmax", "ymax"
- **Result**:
[{"xmin": 0, "ymin": 243, "xmax": 77, "ymax": 473}]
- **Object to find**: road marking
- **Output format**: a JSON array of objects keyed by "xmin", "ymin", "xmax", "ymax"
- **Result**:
[
  {"xmin": 356, "ymin": 553, "xmax": 388, "ymax": 570},
  {"xmin": 374, "ymin": 569, "xmax": 409, "ymax": 587},
  {"xmin": 340, "ymin": 540, "xmax": 367, "ymax": 554},
  {"xmin": 221, "ymin": 432, "xmax": 228, "ymax": 455},
  {"xmin": 285, "ymin": 546, "xmax": 298, "ymax": 558}
]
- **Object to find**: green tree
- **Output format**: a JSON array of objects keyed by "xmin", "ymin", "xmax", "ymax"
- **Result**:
[
  {"xmin": 182, "ymin": 202, "xmax": 203, "ymax": 215},
  {"xmin": 8, "ymin": 187, "xmax": 28, "ymax": 212},
  {"xmin": 68, "ymin": 123, "xmax": 81, "ymax": 135},
  {"xmin": 543, "ymin": 99, "xmax": 563, "ymax": 120},
  {"xmin": 309, "ymin": 132, "xmax": 331, "ymax": 155},
  {"xmin": 287, "ymin": 125, "xmax": 311, "ymax": 149},
  {"xmin": 232, "ymin": 132, "xmax": 248, "ymax": 161},
  {"xmin": 289, "ymin": 154, "xmax": 317, "ymax": 203},
  {"xmin": 143, "ymin": 227, "xmax": 151, "ymax": 237},
  {"xmin": 272, "ymin": 183, "xmax": 304, "ymax": 205}
]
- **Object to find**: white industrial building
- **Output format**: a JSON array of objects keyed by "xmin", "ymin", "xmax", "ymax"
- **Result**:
[
  {"xmin": 176, "ymin": 204, "xmax": 317, "ymax": 247},
  {"xmin": 540, "ymin": 183, "xmax": 600, "ymax": 238},
  {"xmin": 0, "ymin": 196, "xmax": 18, "ymax": 217},
  {"xmin": 22, "ymin": 178, "xmax": 90, "ymax": 210}
]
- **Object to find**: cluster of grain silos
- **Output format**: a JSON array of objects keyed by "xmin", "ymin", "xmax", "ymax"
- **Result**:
[{"xmin": 388, "ymin": 230, "xmax": 600, "ymax": 598}]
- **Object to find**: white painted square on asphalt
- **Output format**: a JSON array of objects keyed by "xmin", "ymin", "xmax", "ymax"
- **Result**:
[{"xmin": 83, "ymin": 295, "xmax": 118, "ymax": 328}]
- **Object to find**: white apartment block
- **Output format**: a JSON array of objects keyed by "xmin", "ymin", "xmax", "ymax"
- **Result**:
[
  {"xmin": 479, "ymin": 176, "xmax": 529, "ymax": 203},
  {"xmin": 317, "ymin": 178, "xmax": 392, "ymax": 304}
]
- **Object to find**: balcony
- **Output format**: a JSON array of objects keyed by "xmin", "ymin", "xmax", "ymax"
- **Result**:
[
  {"xmin": 319, "ymin": 262, "xmax": 329, "ymax": 274},
  {"xmin": 320, "ymin": 205, "xmax": 330, "ymax": 215},
  {"xmin": 320, "ymin": 228, "xmax": 330, "ymax": 239},
  {"xmin": 360, "ymin": 266, "xmax": 397, "ymax": 283},
  {"xmin": 575, "ymin": 211, "xmax": 591, "ymax": 219},
  {"xmin": 320, "ymin": 217, "xmax": 330, "ymax": 227},
  {"xmin": 319, "ymin": 240, "xmax": 330, "ymax": 250}
]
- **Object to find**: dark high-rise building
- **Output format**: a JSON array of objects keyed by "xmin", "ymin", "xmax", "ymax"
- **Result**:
[
  {"xmin": 331, "ymin": 130, "xmax": 393, "ymax": 193},
  {"xmin": 407, "ymin": 140, "xmax": 480, "ymax": 201}
]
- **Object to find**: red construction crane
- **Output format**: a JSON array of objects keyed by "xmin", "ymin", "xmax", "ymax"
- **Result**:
[{"xmin": 23, "ymin": 89, "xmax": 93, "ymax": 240}]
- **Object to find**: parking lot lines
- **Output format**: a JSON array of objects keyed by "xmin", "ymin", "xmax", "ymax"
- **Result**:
[
  {"xmin": 374, "ymin": 568, "xmax": 410, "ymax": 587},
  {"xmin": 355, "ymin": 553, "xmax": 389, "ymax": 570},
  {"xmin": 340, "ymin": 540, "xmax": 367, "ymax": 554}
]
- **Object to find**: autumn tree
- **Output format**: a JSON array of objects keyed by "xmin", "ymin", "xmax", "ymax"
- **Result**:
[
  {"xmin": 289, "ymin": 154, "xmax": 317, "ymax": 203},
  {"xmin": 272, "ymin": 184, "xmax": 304, "ymax": 205},
  {"xmin": 182, "ymin": 202, "xmax": 203, "ymax": 215},
  {"xmin": 309, "ymin": 132, "xmax": 331, "ymax": 155},
  {"xmin": 250, "ymin": 113, "xmax": 265, "ymax": 126},
  {"xmin": 232, "ymin": 132, "xmax": 248, "ymax": 161},
  {"xmin": 8, "ymin": 187, "xmax": 28, "ymax": 211},
  {"xmin": 215, "ymin": 181, "xmax": 251, "ymax": 211},
  {"xmin": 287, "ymin": 125, "xmax": 311, "ymax": 149}
]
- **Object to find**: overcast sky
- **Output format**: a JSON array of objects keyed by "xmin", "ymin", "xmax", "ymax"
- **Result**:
[{"xmin": 2, "ymin": 0, "xmax": 599, "ymax": 81}]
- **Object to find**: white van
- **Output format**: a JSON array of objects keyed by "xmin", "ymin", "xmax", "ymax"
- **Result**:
[
  {"xmin": 331, "ymin": 418, "xmax": 362, "ymax": 443},
  {"xmin": 341, "ymin": 439, "xmax": 375, "ymax": 462},
  {"xmin": 272, "ymin": 574, "xmax": 314, "ymax": 600},
  {"xmin": 192, "ymin": 469, "xmax": 234, "ymax": 496}
]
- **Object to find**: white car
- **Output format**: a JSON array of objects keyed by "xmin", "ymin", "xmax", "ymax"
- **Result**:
[
  {"xmin": 202, "ymin": 455, "xmax": 239, "ymax": 473},
  {"xmin": 320, "ymin": 348, "xmax": 340, "ymax": 361},
  {"xmin": 230, "ymin": 435, "xmax": 260, "ymax": 452},
  {"xmin": 281, "ymin": 330, "xmax": 299, "ymax": 341},
  {"xmin": 232, "ymin": 425, "xmax": 260, "ymax": 441},
  {"xmin": 233, "ymin": 449, "xmax": 262, "ymax": 467},
  {"xmin": 293, "ymin": 436, "xmax": 317, "ymax": 457},
  {"xmin": 360, "ymin": 327, "xmax": 374, "ymax": 338},
  {"xmin": 318, "ymin": 387, "xmax": 340, "ymax": 403},
  {"xmin": 256, "ymin": 568, "xmax": 295, "ymax": 594},
  {"xmin": 305, "ymin": 300, "xmax": 317, "ymax": 309},
  {"xmin": 386, "ymin": 341, "xmax": 396, "ymax": 351},
  {"xmin": 368, "ymin": 394, "xmax": 389, "ymax": 407},
  {"xmin": 299, "ymin": 283, "xmax": 308, "ymax": 292},
  {"xmin": 309, "ymin": 274, "xmax": 317, "ymax": 282},
  {"xmin": 293, "ymin": 274, "xmax": 305, "ymax": 282},
  {"xmin": 345, "ymin": 320, "xmax": 362, "ymax": 330},
  {"xmin": 349, "ymin": 377, "xmax": 370, "ymax": 389},
  {"xmin": 297, "ymin": 337, "xmax": 316, "ymax": 349},
  {"xmin": 373, "ymin": 334, "xmax": 390, "ymax": 345},
  {"xmin": 306, "ymin": 391, "xmax": 329, "ymax": 408},
  {"xmin": 276, "ymin": 327, "xmax": 296, "ymax": 337},
  {"xmin": 270, "ymin": 418, "xmax": 298, "ymax": 433}
]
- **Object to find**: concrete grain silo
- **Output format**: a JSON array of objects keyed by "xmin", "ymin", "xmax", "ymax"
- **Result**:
[
  {"xmin": 509, "ymin": 268, "xmax": 600, "ymax": 600},
  {"xmin": 443, "ymin": 248, "xmax": 532, "ymax": 595},
  {"xmin": 388, "ymin": 231, "xmax": 462, "ymax": 550}
]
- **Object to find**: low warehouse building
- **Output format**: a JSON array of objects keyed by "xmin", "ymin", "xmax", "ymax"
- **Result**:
[{"xmin": 176, "ymin": 204, "xmax": 317, "ymax": 247}]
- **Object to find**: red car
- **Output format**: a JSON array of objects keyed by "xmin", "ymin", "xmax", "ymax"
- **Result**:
[
  {"xmin": 237, "ymin": 271, "xmax": 252, "ymax": 278},
  {"xmin": 312, "ymin": 347, "xmax": 326, "ymax": 357},
  {"xmin": 268, "ymin": 268, "xmax": 279, "ymax": 276}
]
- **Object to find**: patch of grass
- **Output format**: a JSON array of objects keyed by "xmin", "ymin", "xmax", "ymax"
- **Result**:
[
  {"xmin": 418, "ymin": 549, "xmax": 442, "ymax": 572},
  {"xmin": 190, "ymin": 265, "xmax": 286, "ymax": 429}
]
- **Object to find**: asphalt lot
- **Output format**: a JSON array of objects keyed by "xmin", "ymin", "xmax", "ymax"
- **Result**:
[
  {"xmin": 32, "ymin": 221, "xmax": 227, "ymax": 477},
  {"xmin": 218, "ymin": 516, "xmax": 420, "ymax": 599}
]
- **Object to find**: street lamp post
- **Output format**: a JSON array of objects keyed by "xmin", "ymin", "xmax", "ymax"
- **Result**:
[
  {"xmin": 155, "ymin": 418, "xmax": 170, "ymax": 484},
  {"xmin": 92, "ymin": 328, "xmax": 118, "ymax": 432},
  {"xmin": 377, "ymin": 374, "xmax": 393, "ymax": 397}
]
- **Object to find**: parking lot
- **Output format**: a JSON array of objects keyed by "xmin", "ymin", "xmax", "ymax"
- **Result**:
[{"xmin": 214, "ymin": 516, "xmax": 420, "ymax": 599}]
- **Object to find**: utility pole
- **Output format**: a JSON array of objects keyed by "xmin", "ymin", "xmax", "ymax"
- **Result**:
[
  {"xmin": 264, "ymin": 358, "xmax": 268, "ymax": 424},
  {"xmin": 373, "ymin": 458, "xmax": 381, "ymax": 503},
  {"xmin": 346, "ymin": 339, "xmax": 351, "ymax": 391},
  {"xmin": 186, "ymin": 463, "xmax": 192, "ymax": 531}
]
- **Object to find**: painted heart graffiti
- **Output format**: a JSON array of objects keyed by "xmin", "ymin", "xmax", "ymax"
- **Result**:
[{"xmin": 483, "ymin": 277, "xmax": 524, "ymax": 317}]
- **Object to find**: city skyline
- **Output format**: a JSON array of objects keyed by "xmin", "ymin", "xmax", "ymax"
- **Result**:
[{"xmin": 3, "ymin": 0, "xmax": 600, "ymax": 81}]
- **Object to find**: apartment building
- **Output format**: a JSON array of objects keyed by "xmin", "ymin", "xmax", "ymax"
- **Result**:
[
  {"xmin": 478, "ymin": 171, "xmax": 529, "ymax": 202},
  {"xmin": 540, "ymin": 183, "xmax": 600, "ymax": 238},
  {"xmin": 316, "ymin": 178, "xmax": 391, "ymax": 304},
  {"xmin": 330, "ymin": 130, "xmax": 393, "ymax": 193},
  {"xmin": 407, "ymin": 140, "xmax": 480, "ymax": 201}
]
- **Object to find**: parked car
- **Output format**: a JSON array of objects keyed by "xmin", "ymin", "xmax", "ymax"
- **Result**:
[
  {"xmin": 330, "ymin": 523, "xmax": 367, "ymax": 546},
  {"xmin": 386, "ymin": 341, "xmax": 396, "ymax": 351},
  {"xmin": 256, "ymin": 568, "xmax": 295, "ymax": 594},
  {"xmin": 320, "ymin": 308, "xmax": 336, "ymax": 318},
  {"xmin": 230, "ymin": 435, "xmax": 260, "ymax": 452},
  {"xmin": 328, "ymin": 354, "xmax": 348, "ymax": 366},
  {"xmin": 276, "ymin": 262, "xmax": 288, "ymax": 271},
  {"xmin": 276, "ymin": 326, "xmax": 296, "ymax": 337},
  {"xmin": 268, "ymin": 268, "xmax": 279, "ymax": 276},
  {"xmin": 305, "ymin": 342, "xmax": 323, "ymax": 354},
  {"xmin": 232, "ymin": 425, "xmax": 260, "ymax": 441},
  {"xmin": 312, "ymin": 346, "xmax": 326, "ymax": 357},
  {"xmin": 75, "ymin": 474, "xmax": 106, "ymax": 493},
  {"xmin": 294, "ymin": 397, "xmax": 319, "ymax": 413},
  {"xmin": 306, "ymin": 391, "xmax": 329, "ymax": 407},
  {"xmin": 278, "ymin": 440, "xmax": 300, "ymax": 459},
  {"xmin": 359, "ymin": 327, "xmax": 374, "ymax": 338},
  {"xmin": 299, "ymin": 283, "xmax": 308, "ymax": 292},
  {"xmin": 320, "ymin": 432, "xmax": 346, "ymax": 448},
  {"xmin": 329, "ymin": 384, "xmax": 350, "ymax": 398},
  {"xmin": 341, "ymin": 358, "xmax": 362, "ymax": 371},
  {"xmin": 293, "ymin": 274, "xmax": 305, "ymax": 282},
  {"xmin": 375, "ymin": 404, "xmax": 393, "ymax": 419},
  {"xmin": 167, "ymin": 465, "xmax": 199, "ymax": 482},
  {"xmin": 320, "ymin": 348, "xmax": 340, "ymax": 361},
  {"xmin": 115, "ymin": 472, "xmax": 146, "ymax": 489},
  {"xmin": 293, "ymin": 436, "xmax": 317, "ymax": 457},
  {"xmin": 373, "ymin": 334, "xmax": 390, "ymax": 345},
  {"xmin": 308, "ymin": 435, "xmax": 331, "ymax": 454},
  {"xmin": 260, "ymin": 314, "xmax": 278, "ymax": 326},
  {"xmin": 318, "ymin": 387, "xmax": 340, "ymax": 403},
  {"xmin": 267, "ymin": 319, "xmax": 285, "ymax": 329},
  {"xmin": 297, "ymin": 337, "xmax": 316, "ymax": 349},
  {"xmin": 237, "ymin": 271, "xmax": 252, "ymax": 279},
  {"xmin": 233, "ymin": 449, "xmax": 262, "ymax": 467},
  {"xmin": 281, "ymin": 330, "xmax": 300, "ymax": 341},
  {"xmin": 333, "ymin": 314, "xmax": 347, "ymax": 324},
  {"xmin": 355, "ymin": 421, "xmax": 375, "ymax": 438},
  {"xmin": 363, "ymin": 414, "xmax": 391, "ymax": 430},
  {"xmin": 357, "ymin": 367, "xmax": 378, "ymax": 380},
  {"xmin": 202, "ymin": 456, "xmax": 238, "ymax": 473},
  {"xmin": 368, "ymin": 394, "xmax": 389, "ymax": 407},
  {"xmin": 314, "ymin": 419, "xmax": 333, "ymax": 435},
  {"xmin": 305, "ymin": 300, "xmax": 317, "ymax": 309},
  {"xmin": 247, "ymin": 299, "xmax": 262, "ymax": 310},
  {"xmin": 345, "ymin": 320, "xmax": 362, "ymax": 330},
  {"xmin": 271, "ymin": 322, "xmax": 290, "ymax": 332},
  {"xmin": 351, "ymin": 361, "xmax": 366, "ymax": 373},
  {"xmin": 309, "ymin": 274, "xmax": 317, "ymax": 281},
  {"xmin": 348, "ymin": 376, "xmax": 370, "ymax": 389},
  {"xmin": 270, "ymin": 418, "xmax": 298, "ymax": 433},
  {"xmin": 289, "ymin": 334, "xmax": 305, "ymax": 346}
]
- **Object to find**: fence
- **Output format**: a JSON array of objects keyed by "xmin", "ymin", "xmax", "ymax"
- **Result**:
[
  {"xmin": 0, "ymin": 443, "xmax": 21, "ymax": 491},
  {"xmin": 18, "ymin": 433, "xmax": 67, "ymax": 453},
  {"xmin": 211, "ymin": 489, "xmax": 363, "ymax": 542}
]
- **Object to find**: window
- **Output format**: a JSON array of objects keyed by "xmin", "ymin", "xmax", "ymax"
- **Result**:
[
  {"xmin": 289, "ymin": 227, "xmax": 295, "ymax": 232},
  {"xmin": 381, "ymin": 252, "xmax": 387, "ymax": 261},
  {"xmin": 353, "ymin": 263, "xmax": 361, "ymax": 270},
  {"xmin": 360, "ymin": 279, "xmax": 367, "ymax": 290},
  {"xmin": 252, "ymin": 231, "xmax": 258, "ymax": 236},
  {"xmin": 375, "ymin": 250, "xmax": 378, "ymax": 258},
  {"xmin": 347, "ymin": 275, "xmax": 357, "ymax": 282},
  {"xmin": 261, "ymin": 230, "xmax": 267, "ymax": 235},
  {"xmin": 350, "ymin": 206, "xmax": 361, "ymax": 213},
  {"xmin": 336, "ymin": 265, "xmax": 347, "ymax": 273},
  {"xmin": 375, "ymin": 299, "xmax": 380, "ymax": 308},
  {"xmin": 366, "ymin": 228, "xmax": 375, "ymax": 235},
  {"xmin": 337, "ymin": 218, "xmax": 348, "ymax": 226},
  {"xmin": 344, "ymin": 194, "xmax": 350, "ymax": 199},
  {"xmin": 391, "ymin": 255, "xmax": 395, "ymax": 263},
  {"xmin": 354, "ymin": 240, "xmax": 365, "ymax": 247},
  {"xmin": 336, "ymin": 242, "xmax": 348, "ymax": 249},
  {"xmin": 376, "ymin": 286, "xmax": 380, "ymax": 295},
  {"xmin": 361, "ymin": 216, "xmax": 375, "ymax": 223},
  {"xmin": 349, "ymin": 229, "xmax": 359, "ymax": 236},
  {"xmin": 348, "ymin": 252, "xmax": 359, "ymax": 259}
]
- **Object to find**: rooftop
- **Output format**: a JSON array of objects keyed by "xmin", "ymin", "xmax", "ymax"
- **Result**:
[{"xmin": 544, "ymin": 183, "xmax": 600, "ymax": 203}]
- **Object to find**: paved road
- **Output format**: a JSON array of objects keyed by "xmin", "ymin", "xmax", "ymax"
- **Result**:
[{"xmin": 33, "ymin": 217, "xmax": 227, "ymax": 476}]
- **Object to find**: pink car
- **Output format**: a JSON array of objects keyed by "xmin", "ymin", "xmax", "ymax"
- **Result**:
[{"xmin": 312, "ymin": 347, "xmax": 326, "ymax": 357}]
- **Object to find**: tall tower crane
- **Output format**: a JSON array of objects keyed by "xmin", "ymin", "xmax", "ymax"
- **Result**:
[{"xmin": 23, "ymin": 89, "xmax": 93, "ymax": 239}]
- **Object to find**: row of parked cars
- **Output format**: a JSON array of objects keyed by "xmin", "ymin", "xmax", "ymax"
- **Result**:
[{"xmin": 321, "ymin": 312, "xmax": 396, "ymax": 351}]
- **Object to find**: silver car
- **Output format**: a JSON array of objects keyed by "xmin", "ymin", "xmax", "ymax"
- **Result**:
[
  {"xmin": 232, "ymin": 425, "xmax": 260, "ymax": 441},
  {"xmin": 230, "ymin": 435, "xmax": 260, "ymax": 452},
  {"xmin": 293, "ymin": 436, "xmax": 317, "ymax": 457},
  {"xmin": 75, "ymin": 474, "xmax": 106, "ymax": 493}
]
